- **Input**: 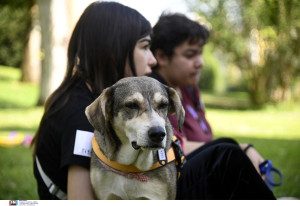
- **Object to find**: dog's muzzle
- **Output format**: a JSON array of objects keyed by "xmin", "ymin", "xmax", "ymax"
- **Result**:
[{"xmin": 131, "ymin": 126, "xmax": 166, "ymax": 150}]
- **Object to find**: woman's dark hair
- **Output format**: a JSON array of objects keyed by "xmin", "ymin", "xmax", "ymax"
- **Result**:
[
  {"xmin": 151, "ymin": 13, "xmax": 209, "ymax": 70},
  {"xmin": 69, "ymin": 1, "xmax": 152, "ymax": 95},
  {"xmin": 32, "ymin": 1, "xmax": 151, "ymax": 148}
]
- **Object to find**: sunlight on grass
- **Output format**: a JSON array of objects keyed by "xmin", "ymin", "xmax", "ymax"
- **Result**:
[
  {"xmin": 0, "ymin": 66, "xmax": 43, "ymax": 138},
  {"xmin": 207, "ymin": 108, "xmax": 300, "ymax": 140},
  {"xmin": 0, "ymin": 66, "xmax": 41, "ymax": 199},
  {"xmin": 0, "ymin": 65, "xmax": 20, "ymax": 79},
  {"xmin": 0, "ymin": 107, "xmax": 43, "ymax": 138},
  {"xmin": 0, "ymin": 66, "xmax": 39, "ymax": 108}
]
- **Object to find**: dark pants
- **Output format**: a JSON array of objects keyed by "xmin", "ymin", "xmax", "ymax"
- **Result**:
[{"xmin": 176, "ymin": 138, "xmax": 276, "ymax": 200}]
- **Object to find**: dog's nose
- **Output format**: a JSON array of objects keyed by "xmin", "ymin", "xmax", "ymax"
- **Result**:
[{"xmin": 148, "ymin": 126, "xmax": 166, "ymax": 143}]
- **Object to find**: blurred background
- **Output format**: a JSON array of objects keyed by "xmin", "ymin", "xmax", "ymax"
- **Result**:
[{"xmin": 0, "ymin": 0, "xmax": 299, "ymax": 199}]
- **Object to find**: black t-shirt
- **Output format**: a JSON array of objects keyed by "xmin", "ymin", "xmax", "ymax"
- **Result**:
[{"xmin": 33, "ymin": 81, "xmax": 95, "ymax": 199}]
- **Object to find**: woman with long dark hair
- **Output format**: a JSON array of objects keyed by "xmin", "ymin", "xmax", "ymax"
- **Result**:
[{"xmin": 32, "ymin": 1, "xmax": 156, "ymax": 199}]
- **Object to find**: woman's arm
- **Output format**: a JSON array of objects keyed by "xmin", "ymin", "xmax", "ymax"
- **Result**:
[
  {"xmin": 182, "ymin": 137, "xmax": 205, "ymax": 155},
  {"xmin": 239, "ymin": 143, "xmax": 265, "ymax": 178},
  {"xmin": 183, "ymin": 137, "xmax": 265, "ymax": 178},
  {"xmin": 67, "ymin": 165, "xmax": 95, "ymax": 199}
]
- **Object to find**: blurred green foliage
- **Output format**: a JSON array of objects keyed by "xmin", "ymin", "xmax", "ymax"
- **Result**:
[
  {"xmin": 0, "ymin": 0, "xmax": 34, "ymax": 67},
  {"xmin": 200, "ymin": 43, "xmax": 227, "ymax": 94},
  {"xmin": 199, "ymin": 44, "xmax": 217, "ymax": 92},
  {"xmin": 189, "ymin": 0, "xmax": 300, "ymax": 107}
]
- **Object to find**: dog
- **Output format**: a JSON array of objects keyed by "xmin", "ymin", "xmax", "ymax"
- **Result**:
[{"xmin": 85, "ymin": 76, "xmax": 185, "ymax": 199}]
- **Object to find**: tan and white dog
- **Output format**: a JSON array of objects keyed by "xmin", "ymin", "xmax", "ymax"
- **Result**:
[{"xmin": 85, "ymin": 76, "xmax": 185, "ymax": 199}]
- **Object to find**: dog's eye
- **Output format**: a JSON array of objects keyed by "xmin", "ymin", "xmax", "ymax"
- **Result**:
[
  {"xmin": 158, "ymin": 103, "xmax": 168, "ymax": 110},
  {"xmin": 125, "ymin": 102, "xmax": 140, "ymax": 110}
]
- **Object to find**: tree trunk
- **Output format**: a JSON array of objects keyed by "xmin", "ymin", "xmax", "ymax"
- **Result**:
[
  {"xmin": 21, "ymin": 5, "xmax": 41, "ymax": 84},
  {"xmin": 37, "ymin": 0, "xmax": 68, "ymax": 105}
]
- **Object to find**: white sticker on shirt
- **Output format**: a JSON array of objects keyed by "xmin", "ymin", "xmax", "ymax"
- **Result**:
[{"xmin": 73, "ymin": 130, "xmax": 94, "ymax": 157}]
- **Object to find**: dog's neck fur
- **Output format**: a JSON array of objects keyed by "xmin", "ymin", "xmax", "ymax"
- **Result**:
[{"xmin": 97, "ymin": 158, "xmax": 149, "ymax": 182}]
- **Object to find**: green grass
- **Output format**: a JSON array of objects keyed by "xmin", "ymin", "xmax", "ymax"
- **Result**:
[
  {"xmin": 0, "ymin": 146, "xmax": 38, "ymax": 199},
  {"xmin": 0, "ymin": 66, "xmax": 40, "ymax": 109},
  {"xmin": 0, "ymin": 66, "xmax": 299, "ymax": 199},
  {"xmin": 207, "ymin": 108, "xmax": 300, "ymax": 140},
  {"xmin": 0, "ymin": 66, "xmax": 41, "ymax": 200}
]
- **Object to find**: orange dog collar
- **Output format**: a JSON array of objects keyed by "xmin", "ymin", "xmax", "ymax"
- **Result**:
[{"xmin": 91, "ymin": 136, "xmax": 176, "ymax": 173}]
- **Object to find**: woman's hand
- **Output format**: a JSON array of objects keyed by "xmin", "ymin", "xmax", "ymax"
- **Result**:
[{"xmin": 67, "ymin": 165, "xmax": 95, "ymax": 199}]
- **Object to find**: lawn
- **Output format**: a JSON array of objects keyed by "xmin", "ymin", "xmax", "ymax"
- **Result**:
[
  {"xmin": 0, "ymin": 65, "xmax": 299, "ymax": 199},
  {"xmin": 0, "ymin": 66, "xmax": 42, "ymax": 200}
]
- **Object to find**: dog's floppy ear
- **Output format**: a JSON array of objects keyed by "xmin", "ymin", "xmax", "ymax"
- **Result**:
[
  {"xmin": 85, "ymin": 87, "xmax": 112, "ymax": 134},
  {"xmin": 166, "ymin": 86, "xmax": 185, "ymax": 132},
  {"xmin": 86, "ymin": 87, "xmax": 120, "ymax": 159}
]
